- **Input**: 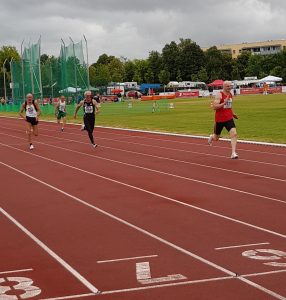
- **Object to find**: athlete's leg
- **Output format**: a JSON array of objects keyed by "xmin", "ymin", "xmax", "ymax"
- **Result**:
[
  {"xmin": 208, "ymin": 123, "xmax": 221, "ymax": 145},
  {"xmin": 32, "ymin": 124, "xmax": 38, "ymax": 137},
  {"xmin": 26, "ymin": 122, "xmax": 33, "ymax": 144},
  {"xmin": 84, "ymin": 117, "xmax": 95, "ymax": 145},
  {"xmin": 62, "ymin": 116, "xmax": 66, "ymax": 130},
  {"xmin": 229, "ymin": 127, "xmax": 238, "ymax": 155}
]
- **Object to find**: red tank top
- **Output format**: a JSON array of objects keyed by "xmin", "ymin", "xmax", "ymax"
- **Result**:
[{"xmin": 215, "ymin": 91, "xmax": 233, "ymax": 122}]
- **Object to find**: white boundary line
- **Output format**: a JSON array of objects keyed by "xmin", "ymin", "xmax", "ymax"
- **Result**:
[
  {"xmin": 41, "ymin": 293, "xmax": 95, "ymax": 300},
  {"xmin": 215, "ymin": 242, "xmax": 270, "ymax": 250},
  {"xmin": 1, "ymin": 161, "xmax": 285, "ymax": 299},
  {"xmin": 1, "ymin": 115, "xmax": 285, "ymax": 148},
  {"xmin": 1, "ymin": 142, "xmax": 286, "ymax": 240},
  {"xmin": 0, "ymin": 207, "xmax": 99, "ymax": 294},
  {"xmin": 0, "ymin": 268, "xmax": 33, "ymax": 275},
  {"xmin": 97, "ymin": 255, "xmax": 158, "ymax": 264}
]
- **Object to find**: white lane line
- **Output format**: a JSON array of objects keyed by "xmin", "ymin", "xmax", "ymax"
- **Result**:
[
  {"xmin": 8, "ymin": 116, "xmax": 284, "ymax": 151},
  {"xmin": 97, "ymin": 255, "xmax": 158, "ymax": 264},
  {"xmin": 1, "ymin": 136, "xmax": 285, "ymax": 209},
  {"xmin": 0, "ymin": 207, "xmax": 99, "ymax": 294},
  {"xmin": 1, "ymin": 121, "xmax": 285, "ymax": 168},
  {"xmin": 41, "ymin": 293, "xmax": 95, "ymax": 300},
  {"xmin": 2, "ymin": 130, "xmax": 285, "ymax": 184},
  {"xmin": 242, "ymin": 269, "xmax": 286, "ymax": 278},
  {"xmin": 0, "ymin": 268, "xmax": 33, "ymax": 275},
  {"xmin": 1, "ymin": 143, "xmax": 286, "ymax": 240},
  {"xmin": 0, "ymin": 162, "xmax": 285, "ymax": 300},
  {"xmin": 36, "ymin": 127, "xmax": 286, "ymax": 168},
  {"xmin": 39, "ymin": 270, "xmax": 286, "ymax": 298},
  {"xmin": 215, "ymin": 242, "xmax": 270, "ymax": 250}
]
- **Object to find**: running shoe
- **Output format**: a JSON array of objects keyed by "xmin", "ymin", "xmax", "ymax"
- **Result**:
[
  {"xmin": 81, "ymin": 124, "xmax": 85, "ymax": 131},
  {"xmin": 208, "ymin": 135, "xmax": 213, "ymax": 146},
  {"xmin": 61, "ymin": 128, "xmax": 64, "ymax": 132},
  {"xmin": 231, "ymin": 152, "xmax": 239, "ymax": 159},
  {"xmin": 92, "ymin": 144, "xmax": 98, "ymax": 148},
  {"xmin": 29, "ymin": 144, "xmax": 34, "ymax": 150}
]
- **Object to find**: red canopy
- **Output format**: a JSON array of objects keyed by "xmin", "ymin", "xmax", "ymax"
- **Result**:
[{"xmin": 208, "ymin": 80, "xmax": 224, "ymax": 87}]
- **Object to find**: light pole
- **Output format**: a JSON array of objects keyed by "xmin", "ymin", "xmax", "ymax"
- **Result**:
[
  {"xmin": 3, "ymin": 58, "xmax": 8, "ymax": 101},
  {"xmin": 10, "ymin": 58, "xmax": 14, "ymax": 100},
  {"xmin": 69, "ymin": 37, "xmax": 78, "ymax": 100},
  {"xmin": 21, "ymin": 39, "xmax": 25, "ymax": 100},
  {"xmin": 83, "ymin": 34, "xmax": 90, "ymax": 90}
]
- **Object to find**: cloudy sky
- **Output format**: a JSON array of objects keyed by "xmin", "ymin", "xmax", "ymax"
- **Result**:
[{"xmin": 1, "ymin": 0, "xmax": 286, "ymax": 63}]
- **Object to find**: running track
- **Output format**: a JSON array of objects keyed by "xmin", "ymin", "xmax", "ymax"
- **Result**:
[{"xmin": 0, "ymin": 116, "xmax": 285, "ymax": 300}]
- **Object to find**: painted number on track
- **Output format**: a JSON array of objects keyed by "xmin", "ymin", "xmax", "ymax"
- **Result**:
[
  {"xmin": 0, "ymin": 277, "xmax": 41, "ymax": 299},
  {"xmin": 136, "ymin": 262, "xmax": 187, "ymax": 285},
  {"xmin": 242, "ymin": 249, "xmax": 286, "ymax": 267}
]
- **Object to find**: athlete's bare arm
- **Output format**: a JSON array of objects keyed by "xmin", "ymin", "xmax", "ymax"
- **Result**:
[{"xmin": 92, "ymin": 99, "xmax": 100, "ymax": 114}]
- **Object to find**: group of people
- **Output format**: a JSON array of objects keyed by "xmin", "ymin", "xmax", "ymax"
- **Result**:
[
  {"xmin": 19, "ymin": 91, "xmax": 100, "ymax": 150},
  {"xmin": 19, "ymin": 82, "xmax": 239, "ymax": 159}
]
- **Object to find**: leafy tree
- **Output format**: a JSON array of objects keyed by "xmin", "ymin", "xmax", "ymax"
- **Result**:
[
  {"xmin": 177, "ymin": 38, "xmax": 205, "ymax": 81},
  {"xmin": 158, "ymin": 69, "xmax": 170, "ymax": 85},
  {"xmin": 108, "ymin": 57, "xmax": 124, "ymax": 82},
  {"xmin": 123, "ymin": 60, "xmax": 136, "ymax": 82},
  {"xmin": 0, "ymin": 46, "xmax": 21, "ymax": 97},
  {"xmin": 162, "ymin": 41, "xmax": 179, "ymax": 80},
  {"xmin": 197, "ymin": 67, "xmax": 208, "ymax": 82},
  {"xmin": 147, "ymin": 51, "xmax": 162, "ymax": 82}
]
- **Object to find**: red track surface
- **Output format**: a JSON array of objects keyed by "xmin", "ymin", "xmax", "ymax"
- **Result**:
[{"xmin": 0, "ymin": 116, "xmax": 285, "ymax": 300}]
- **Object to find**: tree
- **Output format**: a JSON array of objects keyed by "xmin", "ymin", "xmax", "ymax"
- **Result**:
[
  {"xmin": 235, "ymin": 51, "xmax": 251, "ymax": 79},
  {"xmin": 177, "ymin": 38, "xmax": 205, "ymax": 81},
  {"xmin": 158, "ymin": 69, "xmax": 170, "ymax": 85},
  {"xmin": 162, "ymin": 41, "xmax": 180, "ymax": 80},
  {"xmin": 123, "ymin": 60, "xmax": 136, "ymax": 82},
  {"xmin": 0, "ymin": 46, "xmax": 21, "ymax": 97},
  {"xmin": 197, "ymin": 67, "xmax": 208, "ymax": 82},
  {"xmin": 147, "ymin": 51, "xmax": 162, "ymax": 82},
  {"xmin": 108, "ymin": 57, "xmax": 124, "ymax": 82},
  {"xmin": 204, "ymin": 46, "xmax": 232, "ymax": 81},
  {"xmin": 91, "ymin": 64, "xmax": 111, "ymax": 87}
]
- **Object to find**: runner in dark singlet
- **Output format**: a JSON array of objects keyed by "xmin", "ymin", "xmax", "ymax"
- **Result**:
[{"xmin": 74, "ymin": 91, "xmax": 100, "ymax": 147}]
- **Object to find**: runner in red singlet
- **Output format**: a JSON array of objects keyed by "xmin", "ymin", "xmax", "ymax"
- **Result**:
[{"xmin": 208, "ymin": 81, "xmax": 239, "ymax": 159}]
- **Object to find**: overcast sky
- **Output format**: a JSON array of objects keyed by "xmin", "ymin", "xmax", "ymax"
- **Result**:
[{"xmin": 1, "ymin": 0, "xmax": 286, "ymax": 63}]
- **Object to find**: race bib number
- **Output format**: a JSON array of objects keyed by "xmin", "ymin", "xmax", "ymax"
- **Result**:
[
  {"xmin": 28, "ymin": 107, "xmax": 34, "ymax": 113},
  {"xmin": 224, "ymin": 99, "xmax": 232, "ymax": 109},
  {"xmin": 85, "ymin": 105, "xmax": 93, "ymax": 113},
  {"xmin": 59, "ymin": 105, "xmax": 65, "ymax": 112}
]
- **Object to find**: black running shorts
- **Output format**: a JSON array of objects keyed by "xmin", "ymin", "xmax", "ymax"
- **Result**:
[{"xmin": 214, "ymin": 119, "xmax": 235, "ymax": 136}]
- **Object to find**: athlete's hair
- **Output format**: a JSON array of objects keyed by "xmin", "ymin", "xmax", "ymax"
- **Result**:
[{"xmin": 84, "ymin": 91, "xmax": 92, "ymax": 97}]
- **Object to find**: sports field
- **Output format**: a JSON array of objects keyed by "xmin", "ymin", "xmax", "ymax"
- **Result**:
[{"xmin": 0, "ymin": 94, "xmax": 286, "ymax": 143}]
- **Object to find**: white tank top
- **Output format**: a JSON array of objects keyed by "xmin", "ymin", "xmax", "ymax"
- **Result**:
[
  {"xmin": 59, "ymin": 101, "xmax": 66, "ymax": 112},
  {"xmin": 26, "ymin": 104, "xmax": 37, "ymax": 118}
]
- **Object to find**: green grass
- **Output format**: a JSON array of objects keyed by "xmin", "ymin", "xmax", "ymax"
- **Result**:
[{"xmin": 1, "ymin": 94, "xmax": 286, "ymax": 143}]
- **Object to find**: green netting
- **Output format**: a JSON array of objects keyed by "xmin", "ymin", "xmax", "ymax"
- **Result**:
[
  {"xmin": 10, "ymin": 60, "xmax": 23, "ymax": 102},
  {"xmin": 58, "ymin": 41, "xmax": 88, "ymax": 101},
  {"xmin": 11, "ymin": 41, "xmax": 42, "ymax": 102},
  {"xmin": 11, "ymin": 39, "xmax": 89, "ymax": 103},
  {"xmin": 22, "ymin": 42, "xmax": 42, "ymax": 98}
]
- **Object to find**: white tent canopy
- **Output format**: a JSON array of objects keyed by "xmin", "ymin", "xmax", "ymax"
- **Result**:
[
  {"xmin": 259, "ymin": 75, "xmax": 282, "ymax": 82},
  {"xmin": 59, "ymin": 87, "xmax": 82, "ymax": 93}
]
